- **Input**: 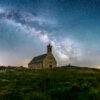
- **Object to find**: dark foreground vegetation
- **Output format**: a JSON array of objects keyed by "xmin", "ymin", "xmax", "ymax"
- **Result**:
[{"xmin": 0, "ymin": 66, "xmax": 100, "ymax": 100}]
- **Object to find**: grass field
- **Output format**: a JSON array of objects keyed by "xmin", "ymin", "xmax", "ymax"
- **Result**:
[{"xmin": 0, "ymin": 66, "xmax": 100, "ymax": 100}]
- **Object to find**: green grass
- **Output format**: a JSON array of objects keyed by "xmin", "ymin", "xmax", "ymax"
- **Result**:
[{"xmin": 0, "ymin": 66, "xmax": 100, "ymax": 100}]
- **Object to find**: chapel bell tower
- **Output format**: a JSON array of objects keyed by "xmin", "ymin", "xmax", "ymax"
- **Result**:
[{"xmin": 47, "ymin": 44, "xmax": 52, "ymax": 53}]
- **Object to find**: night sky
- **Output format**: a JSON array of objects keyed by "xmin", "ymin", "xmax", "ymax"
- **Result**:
[{"xmin": 0, "ymin": 0, "xmax": 100, "ymax": 67}]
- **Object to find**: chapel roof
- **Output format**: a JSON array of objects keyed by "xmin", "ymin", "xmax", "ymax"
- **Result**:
[{"xmin": 28, "ymin": 54, "xmax": 47, "ymax": 65}]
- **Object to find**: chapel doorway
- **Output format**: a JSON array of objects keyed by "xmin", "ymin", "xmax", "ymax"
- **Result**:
[{"xmin": 49, "ymin": 65, "xmax": 52, "ymax": 69}]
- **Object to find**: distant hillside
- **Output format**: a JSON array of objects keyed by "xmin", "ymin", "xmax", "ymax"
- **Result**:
[{"xmin": 0, "ymin": 66, "xmax": 100, "ymax": 100}]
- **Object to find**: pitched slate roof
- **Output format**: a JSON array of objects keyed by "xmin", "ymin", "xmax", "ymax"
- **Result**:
[{"xmin": 28, "ymin": 54, "xmax": 47, "ymax": 65}]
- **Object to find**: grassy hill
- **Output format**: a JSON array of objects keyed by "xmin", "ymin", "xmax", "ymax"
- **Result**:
[{"xmin": 0, "ymin": 66, "xmax": 100, "ymax": 100}]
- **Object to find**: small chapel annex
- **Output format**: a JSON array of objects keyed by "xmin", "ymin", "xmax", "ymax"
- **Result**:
[{"xmin": 28, "ymin": 44, "xmax": 57, "ymax": 69}]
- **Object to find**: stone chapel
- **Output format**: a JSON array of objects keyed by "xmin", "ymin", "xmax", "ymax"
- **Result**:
[{"xmin": 28, "ymin": 44, "xmax": 57, "ymax": 69}]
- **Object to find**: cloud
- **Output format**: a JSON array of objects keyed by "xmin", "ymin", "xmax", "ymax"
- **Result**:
[
  {"xmin": 21, "ymin": 59, "xmax": 31, "ymax": 67},
  {"xmin": 0, "ymin": 7, "xmax": 82, "ymax": 67},
  {"xmin": 3, "ymin": 18, "xmax": 81, "ymax": 66},
  {"xmin": 0, "ymin": 8, "xmax": 5, "ymax": 13},
  {"xmin": 0, "ymin": 7, "xmax": 57, "ymax": 28},
  {"xmin": 24, "ymin": 24, "xmax": 82, "ymax": 66}
]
